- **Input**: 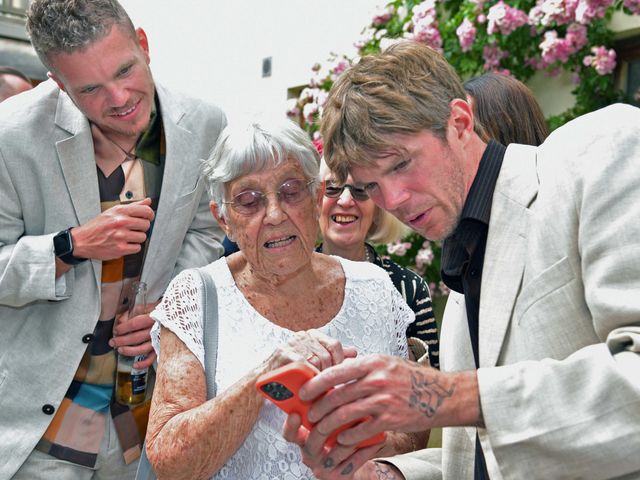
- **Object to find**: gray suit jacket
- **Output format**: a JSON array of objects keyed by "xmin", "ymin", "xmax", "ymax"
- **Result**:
[
  {"xmin": 0, "ymin": 80, "xmax": 226, "ymax": 478},
  {"xmin": 387, "ymin": 104, "xmax": 640, "ymax": 480}
]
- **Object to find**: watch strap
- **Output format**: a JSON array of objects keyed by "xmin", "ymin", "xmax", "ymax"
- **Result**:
[{"xmin": 54, "ymin": 228, "xmax": 87, "ymax": 265}]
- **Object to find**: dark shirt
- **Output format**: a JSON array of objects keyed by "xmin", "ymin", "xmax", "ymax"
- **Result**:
[
  {"xmin": 440, "ymin": 140, "xmax": 505, "ymax": 367},
  {"xmin": 440, "ymin": 140, "xmax": 505, "ymax": 480}
]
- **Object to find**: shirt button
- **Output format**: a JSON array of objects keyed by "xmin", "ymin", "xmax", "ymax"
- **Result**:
[
  {"xmin": 125, "ymin": 190, "xmax": 134, "ymax": 199},
  {"xmin": 470, "ymin": 269, "xmax": 479, "ymax": 278},
  {"xmin": 82, "ymin": 333, "xmax": 94, "ymax": 343},
  {"xmin": 42, "ymin": 404, "xmax": 55, "ymax": 415}
]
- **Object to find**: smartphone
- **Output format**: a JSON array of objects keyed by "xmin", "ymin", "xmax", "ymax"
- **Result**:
[{"xmin": 256, "ymin": 361, "xmax": 385, "ymax": 449}]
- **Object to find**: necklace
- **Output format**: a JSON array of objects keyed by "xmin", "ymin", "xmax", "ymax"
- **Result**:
[
  {"xmin": 104, "ymin": 134, "xmax": 138, "ymax": 162},
  {"xmin": 91, "ymin": 122, "xmax": 138, "ymax": 162},
  {"xmin": 363, "ymin": 244, "xmax": 374, "ymax": 263}
]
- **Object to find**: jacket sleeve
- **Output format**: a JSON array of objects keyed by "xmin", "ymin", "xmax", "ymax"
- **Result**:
[{"xmin": 0, "ymin": 150, "xmax": 74, "ymax": 307}]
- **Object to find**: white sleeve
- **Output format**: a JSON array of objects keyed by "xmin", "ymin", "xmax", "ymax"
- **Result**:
[
  {"xmin": 390, "ymin": 282, "xmax": 415, "ymax": 359},
  {"xmin": 150, "ymin": 269, "xmax": 206, "ymax": 368}
]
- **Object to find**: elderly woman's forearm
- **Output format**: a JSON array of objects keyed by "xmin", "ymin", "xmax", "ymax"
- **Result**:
[
  {"xmin": 147, "ymin": 372, "xmax": 265, "ymax": 480},
  {"xmin": 146, "ymin": 328, "xmax": 270, "ymax": 479}
]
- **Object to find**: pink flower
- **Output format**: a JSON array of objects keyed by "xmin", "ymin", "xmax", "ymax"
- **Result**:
[
  {"xmin": 332, "ymin": 60, "xmax": 349, "ymax": 76},
  {"xmin": 415, "ymin": 245, "xmax": 435, "ymax": 270},
  {"xmin": 456, "ymin": 18, "xmax": 477, "ymax": 52},
  {"xmin": 286, "ymin": 106, "xmax": 300, "ymax": 120},
  {"xmin": 312, "ymin": 137, "xmax": 323, "ymax": 155},
  {"xmin": 487, "ymin": 1, "xmax": 528, "ymax": 35},
  {"xmin": 575, "ymin": 0, "xmax": 614, "ymax": 23},
  {"xmin": 566, "ymin": 23, "xmax": 588, "ymax": 51},
  {"xmin": 539, "ymin": 29, "xmax": 583, "ymax": 67},
  {"xmin": 413, "ymin": 0, "xmax": 438, "ymax": 19},
  {"xmin": 583, "ymin": 46, "xmax": 616, "ymax": 75},
  {"xmin": 624, "ymin": 0, "xmax": 640, "ymax": 13},
  {"xmin": 482, "ymin": 44, "xmax": 508, "ymax": 71},
  {"xmin": 387, "ymin": 241, "xmax": 413, "ymax": 257},
  {"xmin": 372, "ymin": 5, "xmax": 395, "ymax": 26},
  {"xmin": 529, "ymin": 0, "xmax": 578, "ymax": 27},
  {"xmin": 470, "ymin": 0, "xmax": 487, "ymax": 13},
  {"xmin": 303, "ymin": 102, "xmax": 319, "ymax": 124}
]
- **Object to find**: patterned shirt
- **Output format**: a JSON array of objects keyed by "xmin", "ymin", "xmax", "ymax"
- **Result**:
[
  {"xmin": 316, "ymin": 243, "xmax": 440, "ymax": 368},
  {"xmin": 36, "ymin": 101, "xmax": 165, "ymax": 467}
]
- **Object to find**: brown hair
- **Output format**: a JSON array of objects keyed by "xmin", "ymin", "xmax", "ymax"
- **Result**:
[
  {"xmin": 320, "ymin": 41, "xmax": 466, "ymax": 182},
  {"xmin": 464, "ymin": 73, "xmax": 549, "ymax": 146},
  {"xmin": 26, "ymin": 0, "xmax": 136, "ymax": 70}
]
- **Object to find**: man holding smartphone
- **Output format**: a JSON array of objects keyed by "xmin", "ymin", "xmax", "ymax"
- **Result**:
[{"xmin": 283, "ymin": 41, "xmax": 640, "ymax": 480}]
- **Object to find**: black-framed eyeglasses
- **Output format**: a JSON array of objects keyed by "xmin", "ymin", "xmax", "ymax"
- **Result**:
[
  {"xmin": 324, "ymin": 183, "xmax": 370, "ymax": 201},
  {"xmin": 223, "ymin": 179, "xmax": 315, "ymax": 216}
]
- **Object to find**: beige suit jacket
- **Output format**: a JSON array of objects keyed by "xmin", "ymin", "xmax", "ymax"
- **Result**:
[
  {"xmin": 0, "ymin": 80, "xmax": 226, "ymax": 478},
  {"xmin": 387, "ymin": 104, "xmax": 640, "ymax": 480}
]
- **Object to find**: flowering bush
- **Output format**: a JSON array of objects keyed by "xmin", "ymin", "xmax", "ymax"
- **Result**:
[{"xmin": 289, "ymin": 0, "xmax": 639, "ymax": 297}]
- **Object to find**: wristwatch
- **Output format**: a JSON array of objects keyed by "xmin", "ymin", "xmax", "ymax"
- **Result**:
[{"xmin": 53, "ymin": 228, "xmax": 87, "ymax": 265}]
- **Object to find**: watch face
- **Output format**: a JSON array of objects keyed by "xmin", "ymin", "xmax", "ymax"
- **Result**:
[{"xmin": 54, "ymin": 230, "xmax": 73, "ymax": 257}]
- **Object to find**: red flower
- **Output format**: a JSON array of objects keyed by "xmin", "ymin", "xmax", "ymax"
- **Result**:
[{"xmin": 312, "ymin": 138, "xmax": 324, "ymax": 155}]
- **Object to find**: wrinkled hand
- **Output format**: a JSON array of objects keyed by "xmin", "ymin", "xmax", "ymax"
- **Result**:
[
  {"xmin": 110, "ymin": 300, "xmax": 160, "ymax": 369},
  {"xmin": 283, "ymin": 412, "xmax": 386, "ymax": 479},
  {"xmin": 72, "ymin": 198, "xmax": 154, "ymax": 261},
  {"xmin": 267, "ymin": 329, "xmax": 358, "ymax": 372}
]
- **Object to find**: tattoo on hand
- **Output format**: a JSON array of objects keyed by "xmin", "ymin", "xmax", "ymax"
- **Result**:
[
  {"xmin": 323, "ymin": 457, "xmax": 335, "ymax": 469},
  {"xmin": 408, "ymin": 370, "xmax": 454, "ymax": 417},
  {"xmin": 374, "ymin": 462, "xmax": 399, "ymax": 479},
  {"xmin": 341, "ymin": 463, "xmax": 354, "ymax": 475}
]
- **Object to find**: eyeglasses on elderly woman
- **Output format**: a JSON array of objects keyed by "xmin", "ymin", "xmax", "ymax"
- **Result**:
[
  {"xmin": 323, "ymin": 183, "xmax": 370, "ymax": 201},
  {"xmin": 223, "ymin": 178, "xmax": 315, "ymax": 216}
]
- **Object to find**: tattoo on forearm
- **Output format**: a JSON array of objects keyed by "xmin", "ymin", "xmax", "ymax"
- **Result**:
[
  {"xmin": 408, "ymin": 371, "xmax": 455, "ymax": 417},
  {"xmin": 374, "ymin": 462, "xmax": 399, "ymax": 479},
  {"xmin": 341, "ymin": 463, "xmax": 354, "ymax": 475}
]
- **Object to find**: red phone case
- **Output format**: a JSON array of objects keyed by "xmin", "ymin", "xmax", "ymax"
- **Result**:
[{"xmin": 256, "ymin": 361, "xmax": 385, "ymax": 449}]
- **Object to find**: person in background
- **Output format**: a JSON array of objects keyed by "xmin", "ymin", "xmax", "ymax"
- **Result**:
[
  {"xmin": 317, "ymin": 158, "xmax": 439, "ymax": 369},
  {"xmin": 463, "ymin": 72, "xmax": 549, "ymax": 146},
  {"xmin": 0, "ymin": 65, "xmax": 33, "ymax": 102},
  {"xmin": 283, "ymin": 41, "xmax": 640, "ymax": 480},
  {"xmin": 0, "ymin": 0, "xmax": 226, "ymax": 478},
  {"xmin": 145, "ymin": 119, "xmax": 427, "ymax": 480}
]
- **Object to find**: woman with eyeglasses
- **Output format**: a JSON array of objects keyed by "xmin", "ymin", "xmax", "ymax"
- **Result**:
[
  {"xmin": 317, "ymin": 158, "xmax": 440, "ymax": 370},
  {"xmin": 144, "ymin": 119, "xmax": 424, "ymax": 480}
]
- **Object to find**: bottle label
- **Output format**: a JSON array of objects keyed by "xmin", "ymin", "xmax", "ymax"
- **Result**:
[{"xmin": 131, "ymin": 371, "xmax": 147, "ymax": 395}]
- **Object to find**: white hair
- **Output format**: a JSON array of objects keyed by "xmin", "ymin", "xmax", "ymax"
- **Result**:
[{"xmin": 203, "ymin": 119, "xmax": 320, "ymax": 217}]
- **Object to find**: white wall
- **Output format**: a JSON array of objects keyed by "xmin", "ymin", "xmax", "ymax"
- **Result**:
[{"xmin": 120, "ymin": 0, "xmax": 382, "ymax": 123}]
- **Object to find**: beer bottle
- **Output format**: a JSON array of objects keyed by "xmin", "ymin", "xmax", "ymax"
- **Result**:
[{"xmin": 115, "ymin": 281, "xmax": 149, "ymax": 405}]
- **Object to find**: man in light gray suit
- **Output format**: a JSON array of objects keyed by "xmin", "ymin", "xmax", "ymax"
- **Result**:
[
  {"xmin": 282, "ymin": 42, "xmax": 640, "ymax": 480},
  {"xmin": 0, "ymin": 0, "xmax": 225, "ymax": 478}
]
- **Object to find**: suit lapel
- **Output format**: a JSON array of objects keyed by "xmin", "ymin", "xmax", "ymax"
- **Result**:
[
  {"xmin": 54, "ymin": 91, "xmax": 101, "ymax": 226},
  {"xmin": 479, "ymin": 144, "xmax": 538, "ymax": 367},
  {"xmin": 141, "ymin": 87, "xmax": 194, "ymax": 286}
]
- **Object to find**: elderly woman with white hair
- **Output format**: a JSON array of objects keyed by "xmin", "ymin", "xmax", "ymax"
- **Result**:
[{"xmin": 145, "ymin": 120, "xmax": 424, "ymax": 480}]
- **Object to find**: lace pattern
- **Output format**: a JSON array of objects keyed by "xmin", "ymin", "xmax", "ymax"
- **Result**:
[{"xmin": 150, "ymin": 256, "xmax": 414, "ymax": 480}]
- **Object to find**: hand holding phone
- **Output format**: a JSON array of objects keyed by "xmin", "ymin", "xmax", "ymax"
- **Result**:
[{"xmin": 256, "ymin": 361, "xmax": 385, "ymax": 449}]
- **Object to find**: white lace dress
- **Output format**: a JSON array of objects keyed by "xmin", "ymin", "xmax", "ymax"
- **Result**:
[{"xmin": 151, "ymin": 256, "xmax": 414, "ymax": 480}]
